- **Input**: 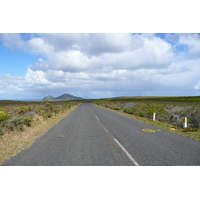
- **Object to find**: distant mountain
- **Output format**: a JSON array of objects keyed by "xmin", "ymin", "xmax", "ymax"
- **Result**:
[
  {"xmin": 55, "ymin": 93, "xmax": 83, "ymax": 100},
  {"xmin": 43, "ymin": 93, "xmax": 84, "ymax": 101},
  {"xmin": 43, "ymin": 95, "xmax": 55, "ymax": 101}
]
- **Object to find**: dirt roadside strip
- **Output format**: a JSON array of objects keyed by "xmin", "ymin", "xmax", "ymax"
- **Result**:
[{"xmin": 0, "ymin": 104, "xmax": 79, "ymax": 165}]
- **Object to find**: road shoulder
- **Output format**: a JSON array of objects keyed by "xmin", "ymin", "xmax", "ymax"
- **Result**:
[
  {"xmin": 93, "ymin": 104, "xmax": 200, "ymax": 142},
  {"xmin": 0, "ymin": 104, "xmax": 80, "ymax": 164}
]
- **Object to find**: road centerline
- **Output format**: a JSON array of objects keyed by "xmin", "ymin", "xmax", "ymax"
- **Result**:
[
  {"xmin": 114, "ymin": 138, "xmax": 140, "ymax": 166},
  {"xmin": 95, "ymin": 116, "xmax": 100, "ymax": 121},
  {"xmin": 88, "ymin": 104, "xmax": 139, "ymax": 166}
]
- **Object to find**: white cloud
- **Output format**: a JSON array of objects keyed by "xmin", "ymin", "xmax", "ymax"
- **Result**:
[
  {"xmin": 194, "ymin": 81, "xmax": 200, "ymax": 90},
  {"xmin": 179, "ymin": 33, "xmax": 200, "ymax": 59},
  {"xmin": 47, "ymin": 50, "xmax": 100, "ymax": 72},
  {"xmin": 1, "ymin": 33, "xmax": 175, "ymax": 72},
  {"xmin": 25, "ymin": 34, "xmax": 174, "ymax": 72},
  {"xmin": 101, "ymin": 35, "xmax": 174, "ymax": 70},
  {"xmin": 25, "ymin": 68, "xmax": 50, "ymax": 85},
  {"xmin": 0, "ymin": 74, "xmax": 26, "ymax": 98},
  {"xmin": 29, "ymin": 58, "xmax": 49, "ymax": 71},
  {"xmin": 1, "ymin": 33, "xmax": 200, "ymax": 99},
  {"xmin": 38, "ymin": 33, "xmax": 84, "ymax": 52},
  {"xmin": 26, "ymin": 37, "xmax": 55, "ymax": 57},
  {"xmin": 83, "ymin": 33, "xmax": 135, "ymax": 55},
  {"xmin": 0, "ymin": 33, "xmax": 26, "ymax": 51}
]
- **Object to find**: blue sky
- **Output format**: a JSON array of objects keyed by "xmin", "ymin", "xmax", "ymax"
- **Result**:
[
  {"xmin": 0, "ymin": 33, "xmax": 200, "ymax": 100},
  {"xmin": 0, "ymin": 44, "xmax": 44, "ymax": 76}
]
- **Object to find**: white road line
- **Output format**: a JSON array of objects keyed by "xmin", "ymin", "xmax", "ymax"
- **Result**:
[
  {"xmin": 87, "ymin": 105, "xmax": 101, "ymax": 123},
  {"xmin": 88, "ymin": 104, "xmax": 139, "ymax": 165},
  {"xmin": 88, "ymin": 106, "xmax": 93, "ymax": 113},
  {"xmin": 114, "ymin": 138, "xmax": 139, "ymax": 166},
  {"xmin": 102, "ymin": 125, "xmax": 108, "ymax": 132},
  {"xmin": 95, "ymin": 116, "xmax": 100, "ymax": 121},
  {"xmin": 87, "ymin": 104, "xmax": 139, "ymax": 165}
]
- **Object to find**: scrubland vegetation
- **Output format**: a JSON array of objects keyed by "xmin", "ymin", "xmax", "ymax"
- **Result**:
[
  {"xmin": 0, "ymin": 100, "xmax": 78, "ymax": 136},
  {"xmin": 0, "ymin": 100, "xmax": 79, "ymax": 163},
  {"xmin": 92, "ymin": 96, "xmax": 200, "ymax": 141}
]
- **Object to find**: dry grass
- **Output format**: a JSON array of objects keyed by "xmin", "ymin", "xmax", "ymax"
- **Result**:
[{"xmin": 0, "ymin": 104, "xmax": 79, "ymax": 164}]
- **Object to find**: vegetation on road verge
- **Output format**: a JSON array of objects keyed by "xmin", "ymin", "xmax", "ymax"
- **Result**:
[
  {"xmin": 0, "ymin": 101, "xmax": 78, "ymax": 136},
  {"xmin": 0, "ymin": 101, "xmax": 79, "ymax": 164},
  {"xmin": 92, "ymin": 97, "xmax": 200, "ymax": 142}
]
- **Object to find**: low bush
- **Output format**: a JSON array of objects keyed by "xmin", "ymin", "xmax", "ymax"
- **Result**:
[
  {"xmin": 0, "ymin": 100, "xmax": 78, "ymax": 136},
  {"xmin": 4, "ymin": 115, "xmax": 24, "ymax": 132},
  {"xmin": 110, "ymin": 105, "xmax": 121, "ymax": 110},
  {"xmin": 0, "ymin": 111, "xmax": 10, "ymax": 123},
  {"xmin": 124, "ymin": 104, "xmax": 169, "ymax": 120},
  {"xmin": 23, "ymin": 117, "xmax": 32, "ymax": 127},
  {"xmin": 63, "ymin": 103, "xmax": 71, "ymax": 109},
  {"xmin": 53, "ymin": 108, "xmax": 60, "ymax": 115},
  {"xmin": 98, "ymin": 100, "xmax": 200, "ymax": 129},
  {"xmin": 12, "ymin": 106, "xmax": 31, "ymax": 115}
]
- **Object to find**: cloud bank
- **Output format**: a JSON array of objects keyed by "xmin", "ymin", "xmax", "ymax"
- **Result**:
[{"xmin": 0, "ymin": 33, "xmax": 200, "ymax": 99}]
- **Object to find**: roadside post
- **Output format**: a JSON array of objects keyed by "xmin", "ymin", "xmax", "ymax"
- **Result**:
[
  {"xmin": 153, "ymin": 113, "xmax": 156, "ymax": 121},
  {"xmin": 183, "ymin": 117, "xmax": 187, "ymax": 128}
]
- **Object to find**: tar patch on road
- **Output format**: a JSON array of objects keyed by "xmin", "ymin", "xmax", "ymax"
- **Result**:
[{"xmin": 142, "ymin": 129, "xmax": 161, "ymax": 132}]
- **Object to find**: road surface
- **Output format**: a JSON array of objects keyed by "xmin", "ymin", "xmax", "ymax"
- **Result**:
[{"xmin": 2, "ymin": 103, "xmax": 200, "ymax": 166}]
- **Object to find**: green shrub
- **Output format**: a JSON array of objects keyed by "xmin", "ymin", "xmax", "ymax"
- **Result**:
[
  {"xmin": 111, "ymin": 107, "xmax": 121, "ymax": 110},
  {"xmin": 23, "ymin": 117, "xmax": 32, "ymax": 127},
  {"xmin": 36, "ymin": 107, "xmax": 47, "ymax": 113},
  {"xmin": 105, "ymin": 104, "xmax": 110, "ymax": 108},
  {"xmin": 38, "ymin": 112, "xmax": 50, "ymax": 119},
  {"xmin": 124, "ymin": 108, "xmax": 134, "ymax": 114},
  {"xmin": 4, "ymin": 115, "xmax": 24, "ymax": 131},
  {"xmin": 63, "ymin": 103, "xmax": 71, "ymax": 109},
  {"xmin": 36, "ymin": 106, "xmax": 57, "ymax": 119},
  {"xmin": 0, "ymin": 111, "xmax": 10, "ymax": 123},
  {"xmin": 139, "ymin": 111, "xmax": 146, "ymax": 117},
  {"xmin": 45, "ymin": 103, "xmax": 51, "ymax": 107},
  {"xmin": 12, "ymin": 106, "xmax": 31, "ymax": 115},
  {"xmin": 53, "ymin": 108, "xmax": 60, "ymax": 115}
]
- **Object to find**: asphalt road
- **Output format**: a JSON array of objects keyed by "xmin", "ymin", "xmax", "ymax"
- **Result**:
[{"xmin": 2, "ymin": 103, "xmax": 200, "ymax": 166}]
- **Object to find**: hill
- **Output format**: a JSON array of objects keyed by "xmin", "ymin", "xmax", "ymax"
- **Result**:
[
  {"xmin": 43, "ymin": 95, "xmax": 55, "ymax": 101},
  {"xmin": 43, "ymin": 93, "xmax": 84, "ymax": 101}
]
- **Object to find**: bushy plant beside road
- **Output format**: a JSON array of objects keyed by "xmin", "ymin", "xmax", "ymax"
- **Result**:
[
  {"xmin": 0, "ymin": 101, "xmax": 77, "ymax": 136},
  {"xmin": 0, "ymin": 111, "xmax": 10, "ymax": 123},
  {"xmin": 93, "ymin": 97, "xmax": 200, "ymax": 129}
]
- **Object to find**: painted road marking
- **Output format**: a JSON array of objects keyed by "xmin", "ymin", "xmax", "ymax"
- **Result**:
[
  {"xmin": 87, "ymin": 104, "xmax": 139, "ymax": 165},
  {"xmin": 87, "ymin": 105, "xmax": 99, "ymax": 121},
  {"xmin": 95, "ymin": 116, "xmax": 100, "ymax": 121},
  {"xmin": 102, "ymin": 125, "xmax": 108, "ymax": 132},
  {"xmin": 88, "ymin": 106, "xmax": 100, "ymax": 121},
  {"xmin": 88, "ymin": 106, "xmax": 93, "ymax": 113},
  {"xmin": 114, "ymin": 138, "xmax": 139, "ymax": 166}
]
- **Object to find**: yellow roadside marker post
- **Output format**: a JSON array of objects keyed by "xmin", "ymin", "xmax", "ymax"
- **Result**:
[{"xmin": 183, "ymin": 117, "xmax": 187, "ymax": 128}]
